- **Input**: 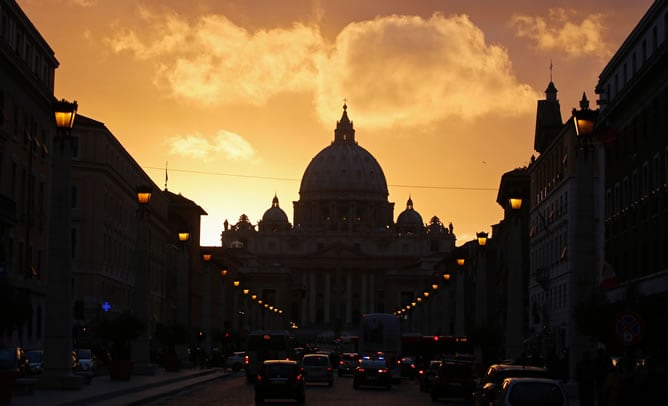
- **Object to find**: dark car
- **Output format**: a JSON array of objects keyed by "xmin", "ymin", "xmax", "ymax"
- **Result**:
[
  {"xmin": 353, "ymin": 358, "xmax": 392, "ymax": 390},
  {"xmin": 472, "ymin": 363, "xmax": 552, "ymax": 406},
  {"xmin": 493, "ymin": 377, "xmax": 568, "ymax": 406},
  {"xmin": 418, "ymin": 360, "xmax": 441, "ymax": 392},
  {"xmin": 300, "ymin": 353, "xmax": 334, "ymax": 386},
  {"xmin": 430, "ymin": 355, "xmax": 476, "ymax": 402},
  {"xmin": 338, "ymin": 352, "xmax": 360, "ymax": 376},
  {"xmin": 255, "ymin": 360, "xmax": 305, "ymax": 404},
  {"xmin": 0, "ymin": 347, "xmax": 30, "ymax": 377},
  {"xmin": 25, "ymin": 350, "xmax": 43, "ymax": 375},
  {"xmin": 398, "ymin": 356, "xmax": 417, "ymax": 379}
]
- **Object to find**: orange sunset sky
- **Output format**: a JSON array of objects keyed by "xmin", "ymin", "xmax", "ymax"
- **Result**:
[{"xmin": 17, "ymin": 0, "xmax": 652, "ymax": 245}]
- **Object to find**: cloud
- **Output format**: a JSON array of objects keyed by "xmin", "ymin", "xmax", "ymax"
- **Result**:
[
  {"xmin": 510, "ymin": 8, "xmax": 611, "ymax": 59},
  {"xmin": 105, "ymin": 10, "xmax": 323, "ymax": 105},
  {"xmin": 166, "ymin": 130, "xmax": 258, "ymax": 162},
  {"xmin": 105, "ymin": 10, "xmax": 538, "ymax": 128},
  {"xmin": 314, "ymin": 13, "xmax": 538, "ymax": 128}
]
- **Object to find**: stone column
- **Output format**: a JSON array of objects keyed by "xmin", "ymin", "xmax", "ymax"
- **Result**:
[
  {"xmin": 324, "ymin": 273, "xmax": 331, "ymax": 323},
  {"xmin": 345, "ymin": 273, "xmax": 352, "ymax": 324}
]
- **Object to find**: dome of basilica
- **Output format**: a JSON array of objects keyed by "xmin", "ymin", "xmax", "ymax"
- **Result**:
[
  {"xmin": 260, "ymin": 195, "xmax": 290, "ymax": 232},
  {"xmin": 299, "ymin": 104, "xmax": 388, "ymax": 201}
]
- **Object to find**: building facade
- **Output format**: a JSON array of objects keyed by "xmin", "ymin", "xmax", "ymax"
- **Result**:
[
  {"xmin": 596, "ymin": 0, "xmax": 668, "ymax": 357},
  {"xmin": 0, "ymin": 0, "xmax": 59, "ymax": 349},
  {"xmin": 218, "ymin": 104, "xmax": 458, "ymax": 339},
  {"xmin": 527, "ymin": 82, "xmax": 606, "ymax": 377}
]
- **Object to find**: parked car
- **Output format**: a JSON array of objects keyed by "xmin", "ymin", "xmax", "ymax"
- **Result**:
[
  {"xmin": 0, "ymin": 347, "xmax": 30, "ymax": 377},
  {"xmin": 74, "ymin": 348, "xmax": 96, "ymax": 374},
  {"xmin": 418, "ymin": 360, "xmax": 441, "ymax": 392},
  {"xmin": 25, "ymin": 350, "xmax": 43, "ymax": 375},
  {"xmin": 473, "ymin": 363, "xmax": 553, "ymax": 406},
  {"xmin": 225, "ymin": 351, "xmax": 246, "ymax": 371},
  {"xmin": 353, "ymin": 357, "xmax": 392, "ymax": 390},
  {"xmin": 338, "ymin": 352, "xmax": 360, "ymax": 376},
  {"xmin": 430, "ymin": 354, "xmax": 476, "ymax": 402},
  {"xmin": 300, "ymin": 353, "xmax": 334, "ymax": 386},
  {"xmin": 493, "ymin": 377, "xmax": 568, "ymax": 406},
  {"xmin": 254, "ymin": 360, "xmax": 305, "ymax": 404}
]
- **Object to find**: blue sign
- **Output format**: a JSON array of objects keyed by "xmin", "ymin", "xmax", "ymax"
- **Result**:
[{"xmin": 101, "ymin": 301, "xmax": 111, "ymax": 312}]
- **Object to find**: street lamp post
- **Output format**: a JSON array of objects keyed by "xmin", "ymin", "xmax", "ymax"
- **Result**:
[
  {"xmin": 570, "ymin": 96, "xmax": 599, "ymax": 376},
  {"xmin": 133, "ymin": 185, "xmax": 157, "ymax": 375},
  {"xmin": 42, "ymin": 99, "xmax": 84, "ymax": 389},
  {"xmin": 474, "ymin": 232, "xmax": 488, "ymax": 330},
  {"xmin": 454, "ymin": 249, "xmax": 466, "ymax": 336},
  {"xmin": 177, "ymin": 232, "xmax": 190, "ymax": 330},
  {"xmin": 202, "ymin": 253, "xmax": 212, "ymax": 355},
  {"xmin": 506, "ymin": 195, "xmax": 524, "ymax": 360}
]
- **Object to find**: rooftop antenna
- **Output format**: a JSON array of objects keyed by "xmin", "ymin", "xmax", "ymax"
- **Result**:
[
  {"xmin": 550, "ymin": 59, "xmax": 553, "ymax": 82},
  {"xmin": 165, "ymin": 161, "xmax": 168, "ymax": 191}
]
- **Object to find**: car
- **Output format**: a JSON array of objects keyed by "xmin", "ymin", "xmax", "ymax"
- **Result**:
[
  {"xmin": 472, "ymin": 363, "xmax": 553, "ymax": 406},
  {"xmin": 254, "ymin": 360, "xmax": 305, "ymax": 404},
  {"xmin": 493, "ymin": 377, "xmax": 568, "ymax": 406},
  {"xmin": 25, "ymin": 350, "xmax": 43, "ymax": 375},
  {"xmin": 418, "ymin": 360, "xmax": 441, "ymax": 392},
  {"xmin": 397, "ymin": 356, "xmax": 417, "ymax": 379},
  {"xmin": 430, "ymin": 354, "xmax": 476, "ymax": 402},
  {"xmin": 225, "ymin": 351, "xmax": 246, "ymax": 371},
  {"xmin": 338, "ymin": 352, "xmax": 360, "ymax": 376},
  {"xmin": 74, "ymin": 348, "xmax": 96, "ymax": 374},
  {"xmin": 0, "ymin": 347, "xmax": 30, "ymax": 377},
  {"xmin": 300, "ymin": 353, "xmax": 333, "ymax": 386},
  {"xmin": 353, "ymin": 357, "xmax": 392, "ymax": 390}
]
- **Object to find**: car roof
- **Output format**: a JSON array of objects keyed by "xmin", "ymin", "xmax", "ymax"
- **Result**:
[
  {"xmin": 303, "ymin": 353, "xmax": 328, "ymax": 357},
  {"xmin": 263, "ymin": 360, "xmax": 297, "ymax": 365},
  {"xmin": 503, "ymin": 377, "xmax": 562, "ymax": 384},
  {"xmin": 489, "ymin": 364, "xmax": 548, "ymax": 372}
]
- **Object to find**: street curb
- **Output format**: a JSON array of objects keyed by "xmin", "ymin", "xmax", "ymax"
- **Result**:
[{"xmin": 58, "ymin": 369, "xmax": 227, "ymax": 406}]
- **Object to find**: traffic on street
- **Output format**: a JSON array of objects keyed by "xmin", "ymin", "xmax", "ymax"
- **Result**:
[{"xmin": 148, "ymin": 369, "xmax": 473, "ymax": 406}]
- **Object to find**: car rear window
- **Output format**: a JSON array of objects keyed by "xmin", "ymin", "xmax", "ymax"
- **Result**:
[
  {"xmin": 508, "ymin": 382, "xmax": 564, "ymax": 406},
  {"xmin": 263, "ymin": 365, "xmax": 296, "ymax": 376},
  {"xmin": 360, "ymin": 360, "xmax": 386, "ymax": 368},
  {"xmin": 302, "ymin": 356, "xmax": 328, "ymax": 366}
]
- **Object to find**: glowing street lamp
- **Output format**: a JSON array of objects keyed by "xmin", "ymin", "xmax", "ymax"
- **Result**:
[
  {"xmin": 509, "ymin": 197, "xmax": 523, "ymax": 210},
  {"xmin": 476, "ymin": 232, "xmax": 488, "ymax": 247}
]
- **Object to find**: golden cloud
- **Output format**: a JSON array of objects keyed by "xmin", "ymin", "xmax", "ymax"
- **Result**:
[
  {"xmin": 510, "ymin": 8, "xmax": 611, "ymax": 59},
  {"xmin": 105, "ymin": 10, "xmax": 537, "ymax": 128},
  {"xmin": 166, "ymin": 130, "xmax": 257, "ymax": 161},
  {"xmin": 315, "ymin": 13, "xmax": 538, "ymax": 128}
]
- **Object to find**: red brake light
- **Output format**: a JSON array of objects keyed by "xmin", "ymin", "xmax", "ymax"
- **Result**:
[
  {"xmin": 379, "ymin": 368, "xmax": 388, "ymax": 373},
  {"xmin": 358, "ymin": 368, "xmax": 365, "ymax": 373},
  {"xmin": 327, "ymin": 367, "xmax": 332, "ymax": 372},
  {"xmin": 297, "ymin": 374, "xmax": 303, "ymax": 381},
  {"xmin": 340, "ymin": 360, "xmax": 344, "ymax": 365},
  {"xmin": 300, "ymin": 367, "xmax": 305, "ymax": 372},
  {"xmin": 257, "ymin": 374, "xmax": 262, "ymax": 382},
  {"xmin": 244, "ymin": 356, "xmax": 249, "ymax": 365}
]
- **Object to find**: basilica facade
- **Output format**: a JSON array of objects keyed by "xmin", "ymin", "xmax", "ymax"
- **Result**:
[{"xmin": 220, "ymin": 105, "xmax": 457, "ymax": 337}]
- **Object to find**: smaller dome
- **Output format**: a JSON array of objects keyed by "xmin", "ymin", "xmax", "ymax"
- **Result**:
[
  {"xmin": 396, "ymin": 197, "xmax": 424, "ymax": 233},
  {"xmin": 260, "ymin": 195, "xmax": 290, "ymax": 232}
]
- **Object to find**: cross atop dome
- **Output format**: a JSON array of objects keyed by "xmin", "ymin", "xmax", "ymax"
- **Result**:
[{"xmin": 334, "ymin": 101, "xmax": 356, "ymax": 144}]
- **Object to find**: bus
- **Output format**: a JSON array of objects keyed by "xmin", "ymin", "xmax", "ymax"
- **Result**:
[
  {"xmin": 244, "ymin": 330, "xmax": 292, "ymax": 382},
  {"xmin": 358, "ymin": 313, "xmax": 402, "ymax": 381}
]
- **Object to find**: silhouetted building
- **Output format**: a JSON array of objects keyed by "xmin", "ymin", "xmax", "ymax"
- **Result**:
[
  {"xmin": 596, "ymin": 0, "xmax": 668, "ymax": 356},
  {"xmin": 0, "ymin": 0, "xmax": 59, "ymax": 349},
  {"xmin": 219, "ymin": 104, "xmax": 457, "ymax": 338}
]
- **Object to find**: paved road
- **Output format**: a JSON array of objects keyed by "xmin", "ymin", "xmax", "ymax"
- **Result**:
[{"xmin": 148, "ymin": 371, "xmax": 471, "ymax": 405}]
